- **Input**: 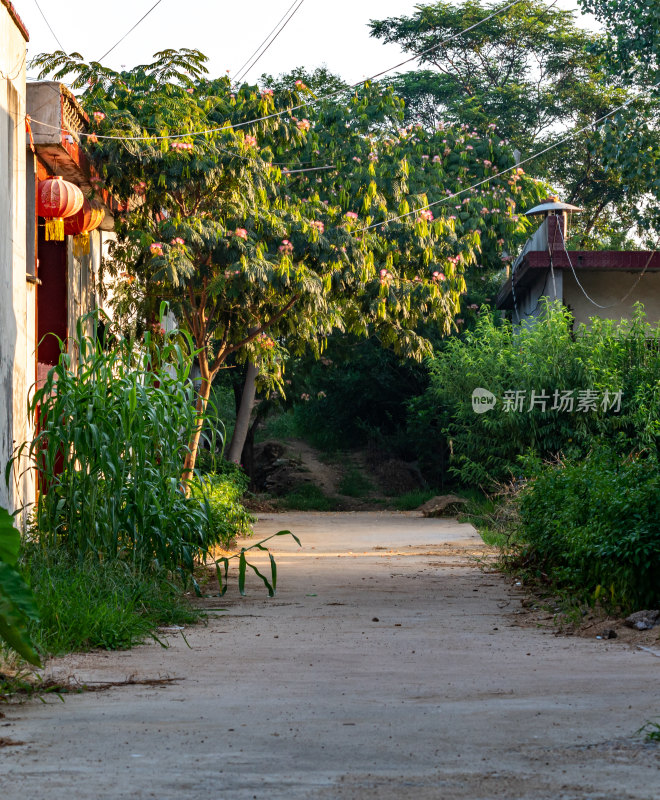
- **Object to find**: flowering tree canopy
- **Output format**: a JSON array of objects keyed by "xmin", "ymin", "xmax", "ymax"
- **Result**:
[{"xmin": 34, "ymin": 49, "xmax": 542, "ymax": 477}]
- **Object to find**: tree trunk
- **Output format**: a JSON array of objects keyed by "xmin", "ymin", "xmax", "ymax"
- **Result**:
[
  {"xmin": 227, "ymin": 362, "xmax": 258, "ymax": 464},
  {"xmin": 182, "ymin": 356, "xmax": 214, "ymax": 490}
]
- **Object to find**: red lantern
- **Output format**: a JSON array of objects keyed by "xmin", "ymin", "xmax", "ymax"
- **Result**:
[
  {"xmin": 64, "ymin": 198, "xmax": 105, "ymax": 256},
  {"xmin": 38, "ymin": 176, "xmax": 84, "ymax": 241}
]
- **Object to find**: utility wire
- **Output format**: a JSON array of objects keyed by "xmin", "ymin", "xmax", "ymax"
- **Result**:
[
  {"xmin": 33, "ymin": 0, "xmax": 64, "ymax": 51},
  {"xmin": 29, "ymin": 0, "xmax": 529, "ymax": 142},
  {"xmin": 556, "ymin": 222, "xmax": 658, "ymax": 310},
  {"xmin": 355, "ymin": 80, "xmax": 660, "ymax": 233},
  {"xmin": 232, "ymin": 0, "xmax": 302, "ymax": 84},
  {"xmin": 97, "ymin": 0, "xmax": 165, "ymax": 62},
  {"xmin": 235, "ymin": 0, "xmax": 306, "ymax": 84}
]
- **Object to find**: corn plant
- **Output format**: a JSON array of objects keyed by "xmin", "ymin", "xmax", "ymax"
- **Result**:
[
  {"xmin": 215, "ymin": 531, "xmax": 301, "ymax": 597},
  {"xmin": 9, "ymin": 315, "xmax": 211, "ymax": 577}
]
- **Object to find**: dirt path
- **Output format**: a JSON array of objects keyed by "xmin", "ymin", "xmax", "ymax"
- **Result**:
[{"xmin": 1, "ymin": 512, "xmax": 658, "ymax": 799}]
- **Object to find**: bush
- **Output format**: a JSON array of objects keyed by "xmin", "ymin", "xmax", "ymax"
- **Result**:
[
  {"xmin": 518, "ymin": 448, "xmax": 660, "ymax": 609},
  {"xmin": 190, "ymin": 467, "xmax": 254, "ymax": 548},
  {"xmin": 415, "ymin": 301, "xmax": 660, "ymax": 487},
  {"xmin": 11, "ymin": 318, "xmax": 211, "ymax": 577}
]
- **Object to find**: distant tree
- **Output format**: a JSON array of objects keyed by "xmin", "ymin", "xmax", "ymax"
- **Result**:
[{"xmin": 370, "ymin": 0, "xmax": 660, "ymax": 246}]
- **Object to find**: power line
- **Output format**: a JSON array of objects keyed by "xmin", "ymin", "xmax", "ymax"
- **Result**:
[
  {"xmin": 97, "ymin": 0, "xmax": 165, "ymax": 62},
  {"xmin": 33, "ymin": 0, "xmax": 64, "ymax": 51},
  {"xmin": 556, "ymin": 222, "xmax": 658, "ymax": 310},
  {"xmin": 235, "ymin": 0, "xmax": 306, "ymax": 84},
  {"xmin": 232, "ymin": 0, "xmax": 301, "ymax": 84},
  {"xmin": 355, "ymin": 81, "xmax": 660, "ymax": 233},
  {"xmin": 29, "ymin": 0, "xmax": 529, "ymax": 143}
]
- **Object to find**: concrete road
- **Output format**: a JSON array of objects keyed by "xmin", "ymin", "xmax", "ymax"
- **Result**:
[{"xmin": 0, "ymin": 511, "xmax": 658, "ymax": 799}]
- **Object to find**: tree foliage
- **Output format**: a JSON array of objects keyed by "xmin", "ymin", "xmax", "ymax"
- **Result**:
[
  {"xmin": 33, "ymin": 48, "xmax": 542, "ymax": 475},
  {"xmin": 370, "ymin": 0, "xmax": 660, "ymax": 246}
]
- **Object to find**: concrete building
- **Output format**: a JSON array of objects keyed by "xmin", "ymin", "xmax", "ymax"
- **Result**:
[
  {"xmin": 0, "ymin": 3, "xmax": 115, "ymax": 515},
  {"xmin": 496, "ymin": 200, "xmax": 660, "ymax": 325},
  {"xmin": 0, "ymin": 0, "xmax": 32, "ymax": 513}
]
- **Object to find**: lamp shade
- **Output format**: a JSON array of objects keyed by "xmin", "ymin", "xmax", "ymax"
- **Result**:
[{"xmin": 38, "ymin": 176, "xmax": 84, "ymax": 241}]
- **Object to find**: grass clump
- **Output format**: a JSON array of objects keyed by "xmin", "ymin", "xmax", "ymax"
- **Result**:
[
  {"xmin": 22, "ymin": 547, "xmax": 201, "ymax": 657},
  {"xmin": 278, "ymin": 483, "xmax": 339, "ymax": 511},
  {"xmin": 337, "ymin": 466, "xmax": 373, "ymax": 498},
  {"xmin": 392, "ymin": 489, "xmax": 437, "ymax": 511}
]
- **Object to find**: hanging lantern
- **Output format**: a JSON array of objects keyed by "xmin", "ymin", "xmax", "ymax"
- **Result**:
[
  {"xmin": 64, "ymin": 198, "xmax": 105, "ymax": 257},
  {"xmin": 37, "ymin": 176, "xmax": 84, "ymax": 241}
]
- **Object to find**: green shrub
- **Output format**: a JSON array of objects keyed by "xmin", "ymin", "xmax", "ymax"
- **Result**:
[
  {"xmin": 190, "ymin": 468, "xmax": 254, "ymax": 548},
  {"xmin": 416, "ymin": 301, "xmax": 660, "ymax": 487},
  {"xmin": 518, "ymin": 448, "xmax": 660, "ymax": 609}
]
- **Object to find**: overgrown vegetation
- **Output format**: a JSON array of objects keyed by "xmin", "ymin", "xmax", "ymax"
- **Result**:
[
  {"xmin": 21, "ymin": 547, "xmax": 201, "ymax": 656},
  {"xmin": 518, "ymin": 448, "xmax": 660, "ymax": 608},
  {"xmin": 417, "ymin": 301, "xmax": 660, "ymax": 487}
]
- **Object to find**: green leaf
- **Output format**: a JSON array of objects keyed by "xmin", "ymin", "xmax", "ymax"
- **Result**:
[{"xmin": 0, "ymin": 506, "xmax": 20, "ymax": 566}]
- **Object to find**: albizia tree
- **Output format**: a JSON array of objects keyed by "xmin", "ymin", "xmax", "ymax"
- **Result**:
[{"xmin": 33, "ymin": 49, "xmax": 543, "ymax": 479}]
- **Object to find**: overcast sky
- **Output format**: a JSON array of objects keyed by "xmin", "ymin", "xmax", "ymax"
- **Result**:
[{"xmin": 20, "ymin": 0, "xmax": 598, "ymax": 84}]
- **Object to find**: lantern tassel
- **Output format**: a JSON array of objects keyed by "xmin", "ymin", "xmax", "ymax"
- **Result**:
[
  {"xmin": 44, "ymin": 218, "xmax": 65, "ymax": 241},
  {"xmin": 72, "ymin": 233, "xmax": 90, "ymax": 258}
]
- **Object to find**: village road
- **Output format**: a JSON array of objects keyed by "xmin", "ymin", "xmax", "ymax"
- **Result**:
[{"xmin": 0, "ymin": 511, "xmax": 658, "ymax": 799}]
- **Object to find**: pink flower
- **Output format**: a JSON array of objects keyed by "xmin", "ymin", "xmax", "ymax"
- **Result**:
[
  {"xmin": 244, "ymin": 135, "xmax": 258, "ymax": 147},
  {"xmin": 418, "ymin": 209, "xmax": 434, "ymax": 222},
  {"xmin": 483, "ymin": 159, "xmax": 492, "ymax": 167},
  {"xmin": 344, "ymin": 211, "xmax": 359, "ymax": 221},
  {"xmin": 186, "ymin": 87, "xmax": 194, "ymax": 94},
  {"xmin": 310, "ymin": 220, "xmax": 325, "ymax": 233},
  {"xmin": 295, "ymin": 80, "xmax": 306, "ymax": 89},
  {"xmin": 317, "ymin": 391, "xmax": 326, "ymax": 399},
  {"xmin": 150, "ymin": 243, "xmax": 163, "ymax": 256},
  {"xmin": 432, "ymin": 155, "xmax": 441, "ymax": 163},
  {"xmin": 456, "ymin": 318, "xmax": 464, "ymax": 324},
  {"xmin": 235, "ymin": 228, "xmax": 248, "ymax": 240},
  {"xmin": 171, "ymin": 237, "xmax": 185, "ymax": 245},
  {"xmin": 88, "ymin": 133, "xmax": 98, "ymax": 143},
  {"xmin": 279, "ymin": 239, "xmax": 294, "ymax": 254},
  {"xmin": 93, "ymin": 111, "xmax": 105, "ymax": 122},
  {"xmin": 261, "ymin": 88, "xmax": 274, "ymax": 97},
  {"xmin": 468, "ymin": 303, "xmax": 479, "ymax": 310},
  {"xmin": 300, "ymin": 393, "xmax": 311, "ymax": 401},
  {"xmin": 432, "ymin": 271, "xmax": 446, "ymax": 282}
]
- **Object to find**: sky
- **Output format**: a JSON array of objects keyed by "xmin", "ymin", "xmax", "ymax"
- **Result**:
[{"xmin": 19, "ymin": 0, "xmax": 599, "ymax": 85}]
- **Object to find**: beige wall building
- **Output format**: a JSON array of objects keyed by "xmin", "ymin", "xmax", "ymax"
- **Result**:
[
  {"xmin": 497, "ymin": 208, "xmax": 660, "ymax": 327},
  {"xmin": 0, "ymin": 3, "xmax": 116, "ymax": 517},
  {"xmin": 0, "ymin": 0, "xmax": 33, "ymax": 514}
]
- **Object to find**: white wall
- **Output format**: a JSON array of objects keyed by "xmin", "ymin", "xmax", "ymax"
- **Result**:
[{"xmin": 0, "ymin": 4, "xmax": 33, "ymax": 514}]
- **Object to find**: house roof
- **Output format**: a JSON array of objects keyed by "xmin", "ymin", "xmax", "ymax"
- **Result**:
[
  {"xmin": 496, "ymin": 250, "xmax": 660, "ymax": 310},
  {"xmin": 1, "ymin": 0, "xmax": 29, "ymax": 41}
]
